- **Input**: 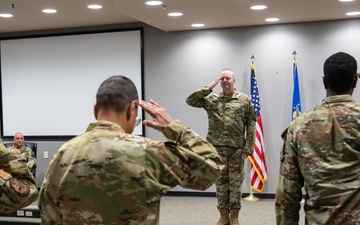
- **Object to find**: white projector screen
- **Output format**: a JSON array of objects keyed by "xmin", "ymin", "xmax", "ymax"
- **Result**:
[{"xmin": 0, "ymin": 29, "xmax": 143, "ymax": 138}]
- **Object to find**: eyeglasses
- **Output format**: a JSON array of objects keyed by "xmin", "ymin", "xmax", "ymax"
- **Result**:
[{"xmin": 135, "ymin": 113, "xmax": 141, "ymax": 127}]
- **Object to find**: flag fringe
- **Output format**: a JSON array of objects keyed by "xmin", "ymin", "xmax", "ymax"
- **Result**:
[{"xmin": 248, "ymin": 156, "xmax": 268, "ymax": 192}]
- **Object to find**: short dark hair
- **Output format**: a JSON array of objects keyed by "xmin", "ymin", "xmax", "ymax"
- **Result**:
[
  {"xmin": 323, "ymin": 52, "xmax": 357, "ymax": 93},
  {"xmin": 95, "ymin": 75, "xmax": 138, "ymax": 113}
]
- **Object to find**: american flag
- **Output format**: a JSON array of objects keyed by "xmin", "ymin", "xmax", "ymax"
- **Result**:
[{"xmin": 249, "ymin": 64, "xmax": 268, "ymax": 192}]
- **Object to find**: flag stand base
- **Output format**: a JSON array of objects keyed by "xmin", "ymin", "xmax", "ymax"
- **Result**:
[{"xmin": 242, "ymin": 193, "xmax": 260, "ymax": 202}]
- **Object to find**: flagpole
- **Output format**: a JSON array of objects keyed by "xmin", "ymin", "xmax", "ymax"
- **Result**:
[
  {"xmin": 293, "ymin": 50, "xmax": 304, "ymax": 204},
  {"xmin": 243, "ymin": 185, "xmax": 260, "ymax": 202},
  {"xmin": 292, "ymin": 50, "xmax": 297, "ymax": 60},
  {"xmin": 243, "ymin": 54, "xmax": 260, "ymax": 202}
]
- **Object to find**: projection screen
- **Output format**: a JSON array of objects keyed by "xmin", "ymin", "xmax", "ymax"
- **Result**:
[{"xmin": 0, "ymin": 28, "xmax": 143, "ymax": 138}]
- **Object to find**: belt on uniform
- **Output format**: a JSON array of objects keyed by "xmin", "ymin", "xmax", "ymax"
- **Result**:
[{"xmin": 213, "ymin": 145, "xmax": 240, "ymax": 150}]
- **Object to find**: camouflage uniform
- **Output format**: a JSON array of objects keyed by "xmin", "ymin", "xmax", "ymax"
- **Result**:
[
  {"xmin": 276, "ymin": 95, "xmax": 360, "ymax": 225},
  {"xmin": 186, "ymin": 86, "xmax": 256, "ymax": 210},
  {"xmin": 0, "ymin": 143, "xmax": 38, "ymax": 213},
  {"xmin": 38, "ymin": 120, "xmax": 224, "ymax": 225},
  {"xmin": 7, "ymin": 145, "xmax": 36, "ymax": 170}
]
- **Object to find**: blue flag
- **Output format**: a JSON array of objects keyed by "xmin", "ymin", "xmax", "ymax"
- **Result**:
[{"xmin": 292, "ymin": 61, "xmax": 302, "ymax": 120}]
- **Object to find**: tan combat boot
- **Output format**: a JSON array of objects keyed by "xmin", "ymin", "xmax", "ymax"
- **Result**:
[
  {"xmin": 229, "ymin": 209, "xmax": 240, "ymax": 225},
  {"xmin": 216, "ymin": 208, "xmax": 229, "ymax": 225}
]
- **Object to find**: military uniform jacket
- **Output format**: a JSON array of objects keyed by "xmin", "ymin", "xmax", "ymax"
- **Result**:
[
  {"xmin": 0, "ymin": 144, "xmax": 38, "ymax": 213},
  {"xmin": 7, "ymin": 145, "xmax": 36, "ymax": 170},
  {"xmin": 276, "ymin": 95, "xmax": 360, "ymax": 225},
  {"xmin": 186, "ymin": 86, "xmax": 256, "ymax": 155},
  {"xmin": 38, "ymin": 120, "xmax": 224, "ymax": 225}
]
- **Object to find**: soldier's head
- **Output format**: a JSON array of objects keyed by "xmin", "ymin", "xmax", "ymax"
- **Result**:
[
  {"xmin": 13, "ymin": 132, "xmax": 25, "ymax": 149},
  {"xmin": 94, "ymin": 75, "xmax": 139, "ymax": 133},
  {"xmin": 323, "ymin": 52, "xmax": 358, "ymax": 96},
  {"xmin": 220, "ymin": 68, "xmax": 236, "ymax": 95}
]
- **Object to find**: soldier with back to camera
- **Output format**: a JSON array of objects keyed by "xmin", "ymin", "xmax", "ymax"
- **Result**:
[
  {"xmin": 38, "ymin": 75, "xmax": 224, "ymax": 225},
  {"xmin": 276, "ymin": 52, "xmax": 360, "ymax": 225}
]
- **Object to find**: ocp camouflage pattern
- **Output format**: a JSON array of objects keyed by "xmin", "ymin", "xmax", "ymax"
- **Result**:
[
  {"xmin": 186, "ymin": 86, "xmax": 256, "ymax": 155},
  {"xmin": 276, "ymin": 95, "xmax": 360, "ymax": 225},
  {"xmin": 38, "ymin": 120, "xmax": 224, "ymax": 225},
  {"xmin": 7, "ymin": 145, "xmax": 36, "ymax": 170},
  {"xmin": 0, "ymin": 144, "xmax": 38, "ymax": 213}
]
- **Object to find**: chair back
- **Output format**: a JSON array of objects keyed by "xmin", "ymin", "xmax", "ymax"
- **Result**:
[{"xmin": 23, "ymin": 142, "xmax": 37, "ymax": 158}]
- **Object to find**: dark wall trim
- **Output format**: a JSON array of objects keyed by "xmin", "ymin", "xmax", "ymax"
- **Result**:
[{"xmin": 166, "ymin": 191, "xmax": 275, "ymax": 199}]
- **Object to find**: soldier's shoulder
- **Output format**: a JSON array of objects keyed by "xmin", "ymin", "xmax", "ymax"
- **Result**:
[
  {"xmin": 23, "ymin": 146, "xmax": 33, "ymax": 152},
  {"xmin": 234, "ymin": 91, "xmax": 249, "ymax": 97},
  {"xmin": 60, "ymin": 132, "xmax": 150, "ymax": 156},
  {"xmin": 0, "ymin": 143, "xmax": 7, "ymax": 152},
  {"xmin": 0, "ymin": 145, "xmax": 21, "ymax": 156}
]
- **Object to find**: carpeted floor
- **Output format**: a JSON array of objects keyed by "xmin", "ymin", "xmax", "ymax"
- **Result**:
[
  {"xmin": 160, "ymin": 196, "xmax": 305, "ymax": 225},
  {"xmin": 0, "ymin": 196, "xmax": 305, "ymax": 224}
]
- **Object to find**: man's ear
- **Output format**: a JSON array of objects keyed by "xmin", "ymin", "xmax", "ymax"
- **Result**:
[
  {"xmin": 94, "ymin": 104, "xmax": 98, "ymax": 120},
  {"xmin": 126, "ymin": 101, "xmax": 138, "ymax": 121},
  {"xmin": 353, "ymin": 76, "xmax": 358, "ymax": 88},
  {"xmin": 323, "ymin": 76, "xmax": 328, "ymax": 89},
  {"xmin": 126, "ymin": 104, "xmax": 132, "ymax": 121}
]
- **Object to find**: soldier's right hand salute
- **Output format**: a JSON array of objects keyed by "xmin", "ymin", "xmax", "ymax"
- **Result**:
[{"xmin": 209, "ymin": 76, "xmax": 221, "ymax": 90}]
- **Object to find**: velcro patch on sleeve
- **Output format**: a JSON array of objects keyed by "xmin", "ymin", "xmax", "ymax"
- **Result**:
[
  {"xmin": 0, "ymin": 169, "xmax": 12, "ymax": 181},
  {"xmin": 10, "ymin": 178, "xmax": 30, "ymax": 196}
]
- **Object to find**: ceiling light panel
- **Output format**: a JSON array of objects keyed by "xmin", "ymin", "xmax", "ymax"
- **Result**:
[
  {"xmin": 191, "ymin": 23, "xmax": 205, "ymax": 27},
  {"xmin": 42, "ymin": 9, "xmax": 57, "ymax": 14},
  {"xmin": 265, "ymin": 18, "xmax": 280, "ymax": 22},
  {"xmin": 145, "ymin": 1, "xmax": 163, "ymax": 6},
  {"xmin": 0, "ymin": 13, "xmax": 13, "ymax": 18},
  {"xmin": 88, "ymin": 5, "xmax": 103, "ymax": 9},
  {"xmin": 168, "ymin": 12, "xmax": 183, "ymax": 16},
  {"xmin": 250, "ymin": 5, "xmax": 268, "ymax": 10},
  {"xmin": 346, "ymin": 11, "xmax": 360, "ymax": 16}
]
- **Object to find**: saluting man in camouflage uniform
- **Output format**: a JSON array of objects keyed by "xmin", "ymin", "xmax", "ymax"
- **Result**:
[
  {"xmin": 276, "ymin": 52, "xmax": 360, "ymax": 225},
  {"xmin": 7, "ymin": 132, "xmax": 36, "ymax": 171},
  {"xmin": 38, "ymin": 75, "xmax": 224, "ymax": 225},
  {"xmin": 0, "ymin": 143, "xmax": 38, "ymax": 213},
  {"xmin": 186, "ymin": 68, "xmax": 256, "ymax": 225}
]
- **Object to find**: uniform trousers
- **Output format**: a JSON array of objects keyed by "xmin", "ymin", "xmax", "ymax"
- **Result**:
[{"xmin": 215, "ymin": 146, "xmax": 244, "ymax": 210}]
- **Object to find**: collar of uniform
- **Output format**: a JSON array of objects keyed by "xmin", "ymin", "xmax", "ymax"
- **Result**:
[
  {"xmin": 321, "ymin": 94, "xmax": 355, "ymax": 104},
  {"xmin": 86, "ymin": 120, "xmax": 125, "ymax": 133},
  {"xmin": 219, "ymin": 90, "xmax": 240, "ymax": 98}
]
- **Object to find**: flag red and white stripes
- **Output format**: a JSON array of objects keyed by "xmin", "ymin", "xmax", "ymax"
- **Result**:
[{"xmin": 249, "ymin": 64, "xmax": 268, "ymax": 192}]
